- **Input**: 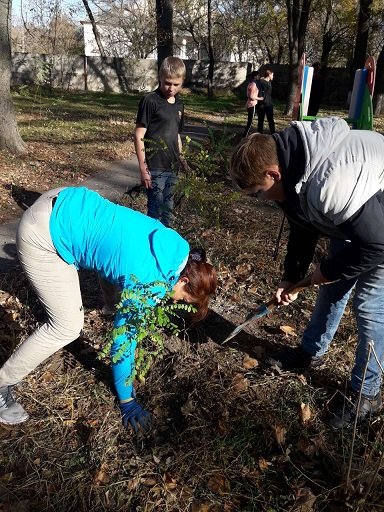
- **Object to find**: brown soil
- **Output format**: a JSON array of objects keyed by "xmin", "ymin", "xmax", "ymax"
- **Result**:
[{"xmin": 0, "ymin": 116, "xmax": 383, "ymax": 511}]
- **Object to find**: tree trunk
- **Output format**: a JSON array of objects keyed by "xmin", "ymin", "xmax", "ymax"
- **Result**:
[
  {"xmin": 349, "ymin": 0, "xmax": 373, "ymax": 87},
  {"xmin": 82, "ymin": 0, "xmax": 106, "ymax": 57},
  {"xmin": 156, "ymin": 0, "xmax": 173, "ymax": 70},
  {"xmin": 285, "ymin": 0, "xmax": 312, "ymax": 115},
  {"xmin": 0, "ymin": 0, "xmax": 26, "ymax": 154},
  {"xmin": 373, "ymin": 43, "xmax": 384, "ymax": 115},
  {"xmin": 319, "ymin": 0, "xmax": 334, "ymax": 74},
  {"xmin": 207, "ymin": 0, "xmax": 214, "ymax": 99}
]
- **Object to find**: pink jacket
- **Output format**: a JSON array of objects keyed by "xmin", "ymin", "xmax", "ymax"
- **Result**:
[{"xmin": 245, "ymin": 81, "xmax": 260, "ymax": 108}]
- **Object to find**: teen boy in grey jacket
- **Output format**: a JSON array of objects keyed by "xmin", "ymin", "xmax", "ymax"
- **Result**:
[{"xmin": 230, "ymin": 117, "xmax": 384, "ymax": 429}]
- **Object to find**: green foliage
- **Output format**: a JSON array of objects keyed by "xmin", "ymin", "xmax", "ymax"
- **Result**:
[
  {"xmin": 140, "ymin": 123, "xmax": 240, "ymax": 227},
  {"xmin": 177, "ymin": 123, "xmax": 240, "ymax": 227},
  {"xmin": 98, "ymin": 277, "xmax": 196, "ymax": 384},
  {"xmin": 35, "ymin": 58, "xmax": 53, "ymax": 88}
]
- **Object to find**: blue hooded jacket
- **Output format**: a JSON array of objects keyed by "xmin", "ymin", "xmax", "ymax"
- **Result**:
[{"xmin": 49, "ymin": 187, "xmax": 189, "ymax": 400}]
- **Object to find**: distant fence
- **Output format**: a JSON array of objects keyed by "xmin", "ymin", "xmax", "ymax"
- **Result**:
[
  {"xmin": 11, "ymin": 53, "xmax": 251, "ymax": 93},
  {"xmin": 11, "ymin": 53, "xmax": 352, "ymax": 105}
]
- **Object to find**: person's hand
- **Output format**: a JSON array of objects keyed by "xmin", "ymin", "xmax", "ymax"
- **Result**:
[
  {"xmin": 140, "ymin": 164, "xmax": 152, "ymax": 189},
  {"xmin": 119, "ymin": 399, "xmax": 152, "ymax": 432},
  {"xmin": 275, "ymin": 280, "xmax": 299, "ymax": 306}
]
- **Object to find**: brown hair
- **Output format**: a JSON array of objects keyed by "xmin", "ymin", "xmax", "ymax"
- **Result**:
[
  {"xmin": 229, "ymin": 133, "xmax": 279, "ymax": 190},
  {"xmin": 159, "ymin": 56, "xmax": 186, "ymax": 80},
  {"xmin": 180, "ymin": 248, "xmax": 217, "ymax": 322},
  {"xmin": 263, "ymin": 69, "xmax": 273, "ymax": 78}
]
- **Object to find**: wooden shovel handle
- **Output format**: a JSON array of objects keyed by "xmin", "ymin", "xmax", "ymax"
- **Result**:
[{"xmin": 266, "ymin": 274, "xmax": 313, "ymax": 310}]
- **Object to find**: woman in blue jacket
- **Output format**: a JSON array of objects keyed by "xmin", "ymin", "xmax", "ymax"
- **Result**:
[{"xmin": 0, "ymin": 187, "xmax": 217, "ymax": 429}]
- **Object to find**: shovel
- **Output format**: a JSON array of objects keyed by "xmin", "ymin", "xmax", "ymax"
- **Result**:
[{"xmin": 223, "ymin": 274, "xmax": 313, "ymax": 343}]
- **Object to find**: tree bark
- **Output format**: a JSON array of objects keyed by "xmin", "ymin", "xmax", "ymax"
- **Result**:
[
  {"xmin": 350, "ymin": 0, "xmax": 373, "ymax": 87},
  {"xmin": 156, "ymin": 0, "xmax": 173, "ymax": 70},
  {"xmin": 0, "ymin": 0, "xmax": 26, "ymax": 154},
  {"xmin": 284, "ymin": 0, "xmax": 312, "ymax": 115},
  {"xmin": 82, "ymin": 0, "xmax": 106, "ymax": 57},
  {"xmin": 207, "ymin": 0, "xmax": 214, "ymax": 99}
]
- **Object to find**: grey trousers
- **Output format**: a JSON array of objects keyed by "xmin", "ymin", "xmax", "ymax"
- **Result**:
[{"xmin": 0, "ymin": 188, "xmax": 84, "ymax": 387}]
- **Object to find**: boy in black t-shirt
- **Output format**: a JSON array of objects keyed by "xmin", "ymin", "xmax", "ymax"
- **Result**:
[{"xmin": 134, "ymin": 57, "xmax": 186, "ymax": 227}]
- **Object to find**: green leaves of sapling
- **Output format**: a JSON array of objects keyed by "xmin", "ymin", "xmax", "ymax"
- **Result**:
[{"xmin": 98, "ymin": 276, "xmax": 196, "ymax": 386}]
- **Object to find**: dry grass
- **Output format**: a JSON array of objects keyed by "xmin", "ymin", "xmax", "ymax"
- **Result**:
[{"xmin": 1, "ymin": 184, "xmax": 384, "ymax": 511}]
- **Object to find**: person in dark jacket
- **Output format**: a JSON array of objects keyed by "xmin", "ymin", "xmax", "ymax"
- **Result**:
[
  {"xmin": 257, "ymin": 69, "xmax": 275, "ymax": 134},
  {"xmin": 229, "ymin": 117, "xmax": 384, "ymax": 429}
]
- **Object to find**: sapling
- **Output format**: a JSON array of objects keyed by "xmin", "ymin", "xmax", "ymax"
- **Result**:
[{"xmin": 99, "ymin": 276, "xmax": 196, "ymax": 385}]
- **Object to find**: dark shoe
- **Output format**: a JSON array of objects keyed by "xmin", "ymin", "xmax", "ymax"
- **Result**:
[
  {"xmin": 101, "ymin": 304, "xmax": 116, "ymax": 317},
  {"xmin": 325, "ymin": 389, "xmax": 382, "ymax": 430},
  {"xmin": 266, "ymin": 346, "xmax": 324, "ymax": 371}
]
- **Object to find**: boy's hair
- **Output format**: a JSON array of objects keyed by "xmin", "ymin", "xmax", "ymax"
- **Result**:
[
  {"xmin": 159, "ymin": 56, "xmax": 186, "ymax": 80},
  {"xmin": 229, "ymin": 133, "xmax": 279, "ymax": 189},
  {"xmin": 250, "ymin": 71, "xmax": 260, "ymax": 79},
  {"xmin": 263, "ymin": 69, "xmax": 273, "ymax": 78}
]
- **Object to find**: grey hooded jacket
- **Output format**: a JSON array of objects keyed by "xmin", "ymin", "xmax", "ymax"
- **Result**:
[{"xmin": 276, "ymin": 117, "xmax": 384, "ymax": 282}]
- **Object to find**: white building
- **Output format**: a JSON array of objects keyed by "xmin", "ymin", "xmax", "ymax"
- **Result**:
[{"xmin": 82, "ymin": 20, "xmax": 201, "ymax": 59}]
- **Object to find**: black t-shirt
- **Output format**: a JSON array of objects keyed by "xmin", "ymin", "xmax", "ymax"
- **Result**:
[
  {"xmin": 259, "ymin": 79, "xmax": 273, "ymax": 107},
  {"xmin": 136, "ymin": 88, "xmax": 184, "ymax": 172}
]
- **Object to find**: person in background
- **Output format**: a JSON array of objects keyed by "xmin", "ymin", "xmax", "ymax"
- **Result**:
[
  {"xmin": 0, "ymin": 186, "xmax": 217, "ymax": 431},
  {"xmin": 257, "ymin": 69, "xmax": 276, "ymax": 134},
  {"xmin": 243, "ymin": 71, "xmax": 264, "ymax": 137},
  {"xmin": 134, "ymin": 56, "xmax": 188, "ymax": 227}
]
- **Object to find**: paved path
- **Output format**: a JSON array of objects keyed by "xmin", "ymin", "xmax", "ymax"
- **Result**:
[{"xmin": 0, "ymin": 125, "xmax": 210, "ymax": 272}]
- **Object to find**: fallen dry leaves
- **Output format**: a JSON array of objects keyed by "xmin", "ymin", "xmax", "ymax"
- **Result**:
[
  {"xmin": 299, "ymin": 403, "xmax": 312, "ymax": 424},
  {"xmin": 258, "ymin": 457, "xmax": 273, "ymax": 472},
  {"xmin": 191, "ymin": 501, "xmax": 221, "ymax": 512},
  {"xmin": 279, "ymin": 325, "xmax": 297, "ymax": 336},
  {"xmin": 93, "ymin": 463, "xmax": 110, "ymax": 485},
  {"xmin": 243, "ymin": 355, "xmax": 259, "ymax": 369},
  {"xmin": 290, "ymin": 487, "xmax": 316, "ymax": 512},
  {"xmin": 231, "ymin": 373, "xmax": 250, "ymax": 394},
  {"xmin": 207, "ymin": 473, "xmax": 231, "ymax": 495},
  {"xmin": 273, "ymin": 424, "xmax": 287, "ymax": 445}
]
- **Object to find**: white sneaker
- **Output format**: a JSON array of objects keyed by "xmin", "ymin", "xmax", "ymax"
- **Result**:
[{"xmin": 0, "ymin": 386, "xmax": 29, "ymax": 425}]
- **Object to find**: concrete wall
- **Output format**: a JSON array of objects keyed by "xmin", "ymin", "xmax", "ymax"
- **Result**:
[
  {"xmin": 11, "ymin": 53, "xmax": 352, "ymax": 105},
  {"xmin": 11, "ymin": 53, "xmax": 250, "ymax": 93}
]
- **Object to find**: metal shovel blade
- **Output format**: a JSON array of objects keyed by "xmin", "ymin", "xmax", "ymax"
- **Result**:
[
  {"xmin": 222, "ymin": 275, "xmax": 313, "ymax": 344},
  {"xmin": 223, "ymin": 304, "xmax": 270, "ymax": 343}
]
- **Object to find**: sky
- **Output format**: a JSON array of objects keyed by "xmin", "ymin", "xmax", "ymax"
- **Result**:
[{"xmin": 12, "ymin": 0, "xmax": 87, "ymax": 24}]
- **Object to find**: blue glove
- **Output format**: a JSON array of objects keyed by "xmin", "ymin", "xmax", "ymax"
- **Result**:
[{"xmin": 119, "ymin": 400, "xmax": 151, "ymax": 432}]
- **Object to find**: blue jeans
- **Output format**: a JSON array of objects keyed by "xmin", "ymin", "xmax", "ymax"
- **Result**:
[
  {"xmin": 301, "ymin": 239, "xmax": 384, "ymax": 397},
  {"xmin": 147, "ymin": 170, "xmax": 177, "ymax": 227}
]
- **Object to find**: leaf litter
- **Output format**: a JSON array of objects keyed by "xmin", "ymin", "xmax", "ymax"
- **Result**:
[{"xmin": 1, "ymin": 113, "xmax": 384, "ymax": 511}]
